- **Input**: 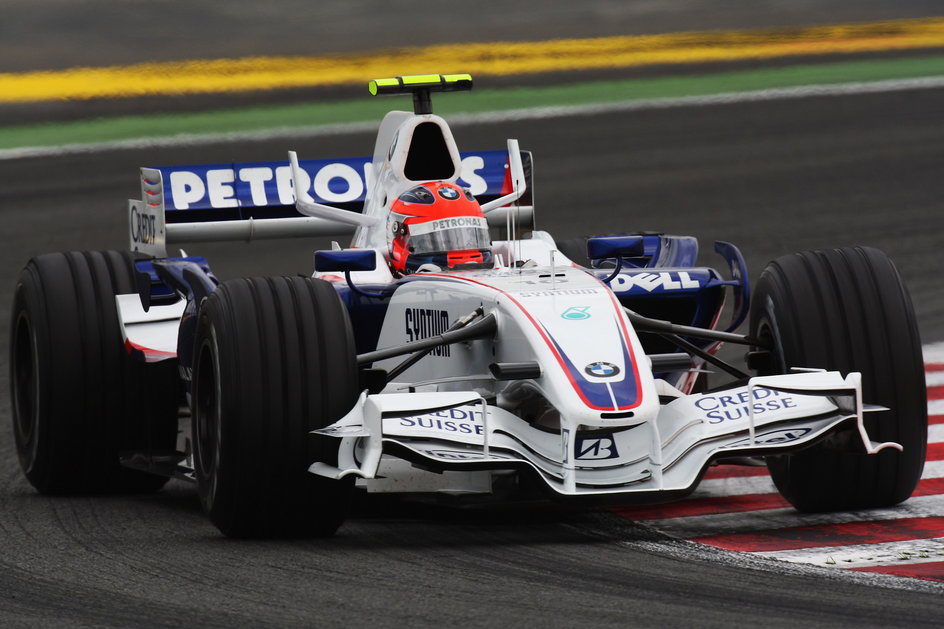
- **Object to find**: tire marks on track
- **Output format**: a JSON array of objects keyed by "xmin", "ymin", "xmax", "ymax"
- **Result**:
[{"xmin": 614, "ymin": 346, "xmax": 944, "ymax": 583}]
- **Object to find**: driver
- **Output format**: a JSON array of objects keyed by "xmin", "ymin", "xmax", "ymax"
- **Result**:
[{"xmin": 388, "ymin": 182, "xmax": 492, "ymax": 275}]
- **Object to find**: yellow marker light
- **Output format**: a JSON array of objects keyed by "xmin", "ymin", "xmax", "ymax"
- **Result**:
[
  {"xmin": 367, "ymin": 74, "xmax": 474, "ymax": 114},
  {"xmin": 443, "ymin": 73, "xmax": 473, "ymax": 84},
  {"xmin": 368, "ymin": 73, "xmax": 474, "ymax": 97},
  {"xmin": 401, "ymin": 74, "xmax": 442, "ymax": 85},
  {"xmin": 368, "ymin": 77, "xmax": 399, "ymax": 95}
]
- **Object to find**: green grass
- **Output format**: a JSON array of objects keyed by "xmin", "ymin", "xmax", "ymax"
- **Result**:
[{"xmin": 3, "ymin": 55, "xmax": 944, "ymax": 150}]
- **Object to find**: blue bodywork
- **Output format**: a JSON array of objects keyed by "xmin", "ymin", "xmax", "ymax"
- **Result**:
[
  {"xmin": 585, "ymin": 234, "xmax": 749, "ymax": 335},
  {"xmin": 131, "ymin": 235, "xmax": 749, "ymax": 392},
  {"xmin": 134, "ymin": 256, "xmax": 219, "ymax": 369}
]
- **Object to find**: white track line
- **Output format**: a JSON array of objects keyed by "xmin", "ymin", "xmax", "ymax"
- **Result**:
[
  {"xmin": 4, "ymin": 76, "xmax": 944, "ymax": 160},
  {"xmin": 691, "ymin": 475, "xmax": 777, "ymax": 497},
  {"xmin": 929, "ymin": 424, "xmax": 944, "ymax": 442},
  {"xmin": 695, "ymin": 460, "xmax": 944, "ymax": 499},
  {"xmin": 924, "ymin": 342, "xmax": 944, "ymax": 365},
  {"xmin": 918, "ymin": 460, "xmax": 943, "ymax": 478},
  {"xmin": 649, "ymin": 494, "xmax": 944, "ymax": 539},
  {"xmin": 928, "ymin": 371, "xmax": 944, "ymax": 388},
  {"xmin": 758, "ymin": 538, "xmax": 944, "ymax": 569}
]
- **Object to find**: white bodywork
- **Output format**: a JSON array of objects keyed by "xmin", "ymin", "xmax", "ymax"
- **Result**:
[
  {"xmin": 115, "ymin": 294, "xmax": 185, "ymax": 362},
  {"xmin": 310, "ymin": 263, "xmax": 897, "ymax": 497},
  {"xmin": 118, "ymin": 100, "xmax": 901, "ymax": 501}
]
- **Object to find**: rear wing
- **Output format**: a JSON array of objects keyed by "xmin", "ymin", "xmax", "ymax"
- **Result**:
[{"xmin": 129, "ymin": 149, "xmax": 534, "ymax": 258}]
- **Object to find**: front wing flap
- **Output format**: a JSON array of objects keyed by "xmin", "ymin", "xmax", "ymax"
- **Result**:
[{"xmin": 310, "ymin": 371, "xmax": 899, "ymax": 498}]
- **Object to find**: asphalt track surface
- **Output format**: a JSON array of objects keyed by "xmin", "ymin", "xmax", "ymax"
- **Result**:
[
  {"xmin": 4, "ymin": 1, "xmax": 944, "ymax": 625},
  {"xmin": 2, "ymin": 83, "xmax": 944, "ymax": 626}
]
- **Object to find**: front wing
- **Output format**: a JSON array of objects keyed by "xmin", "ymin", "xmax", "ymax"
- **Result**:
[{"xmin": 311, "ymin": 371, "xmax": 901, "ymax": 500}]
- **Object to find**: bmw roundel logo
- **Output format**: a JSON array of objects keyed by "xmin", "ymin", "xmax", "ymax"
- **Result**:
[
  {"xmin": 438, "ymin": 186, "xmax": 460, "ymax": 200},
  {"xmin": 585, "ymin": 362, "xmax": 620, "ymax": 378}
]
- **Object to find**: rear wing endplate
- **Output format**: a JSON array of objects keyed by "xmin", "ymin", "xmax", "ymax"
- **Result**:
[{"xmin": 129, "ymin": 149, "xmax": 534, "ymax": 258}]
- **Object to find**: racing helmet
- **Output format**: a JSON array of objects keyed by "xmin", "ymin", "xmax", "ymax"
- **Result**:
[{"xmin": 388, "ymin": 182, "xmax": 492, "ymax": 275}]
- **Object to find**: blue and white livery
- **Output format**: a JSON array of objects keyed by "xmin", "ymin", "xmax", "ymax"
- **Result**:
[{"xmin": 102, "ymin": 74, "xmax": 921, "ymax": 534}]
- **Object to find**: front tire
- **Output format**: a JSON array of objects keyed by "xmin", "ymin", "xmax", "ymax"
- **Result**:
[
  {"xmin": 192, "ymin": 276, "xmax": 358, "ymax": 537},
  {"xmin": 10, "ymin": 251, "xmax": 178, "ymax": 494},
  {"xmin": 750, "ymin": 247, "xmax": 927, "ymax": 511}
]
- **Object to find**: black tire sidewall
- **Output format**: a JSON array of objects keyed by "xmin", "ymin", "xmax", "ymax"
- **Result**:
[
  {"xmin": 10, "ymin": 275, "xmax": 51, "ymax": 485},
  {"xmin": 9, "ymin": 251, "xmax": 176, "ymax": 494},
  {"xmin": 192, "ymin": 276, "xmax": 358, "ymax": 537},
  {"xmin": 750, "ymin": 247, "xmax": 927, "ymax": 511}
]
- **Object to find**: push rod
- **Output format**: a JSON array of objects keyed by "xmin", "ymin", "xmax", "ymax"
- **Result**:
[
  {"xmin": 624, "ymin": 308, "xmax": 765, "ymax": 347},
  {"xmin": 357, "ymin": 313, "xmax": 497, "ymax": 366}
]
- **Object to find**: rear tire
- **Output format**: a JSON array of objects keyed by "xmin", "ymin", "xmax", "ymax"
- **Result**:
[
  {"xmin": 10, "ymin": 251, "xmax": 179, "ymax": 494},
  {"xmin": 192, "ymin": 276, "xmax": 359, "ymax": 537},
  {"xmin": 750, "ymin": 247, "xmax": 926, "ymax": 511}
]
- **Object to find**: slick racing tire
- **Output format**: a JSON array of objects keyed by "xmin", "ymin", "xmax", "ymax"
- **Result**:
[
  {"xmin": 10, "ymin": 251, "xmax": 179, "ymax": 494},
  {"xmin": 749, "ymin": 247, "xmax": 927, "ymax": 512},
  {"xmin": 192, "ymin": 276, "xmax": 359, "ymax": 538}
]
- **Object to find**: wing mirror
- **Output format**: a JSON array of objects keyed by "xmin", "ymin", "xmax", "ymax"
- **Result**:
[
  {"xmin": 314, "ymin": 249, "xmax": 388, "ymax": 299},
  {"xmin": 586, "ymin": 236, "xmax": 645, "ymax": 284},
  {"xmin": 586, "ymin": 235, "xmax": 645, "ymax": 261},
  {"xmin": 314, "ymin": 249, "xmax": 377, "ymax": 272}
]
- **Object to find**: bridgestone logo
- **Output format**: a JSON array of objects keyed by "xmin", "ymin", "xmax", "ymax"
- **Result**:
[{"xmin": 576, "ymin": 435, "xmax": 619, "ymax": 460}]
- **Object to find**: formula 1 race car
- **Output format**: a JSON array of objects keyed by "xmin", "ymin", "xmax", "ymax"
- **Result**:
[{"xmin": 10, "ymin": 74, "xmax": 928, "ymax": 537}]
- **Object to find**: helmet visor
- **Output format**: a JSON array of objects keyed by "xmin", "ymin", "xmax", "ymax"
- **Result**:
[{"xmin": 407, "ymin": 216, "xmax": 490, "ymax": 254}]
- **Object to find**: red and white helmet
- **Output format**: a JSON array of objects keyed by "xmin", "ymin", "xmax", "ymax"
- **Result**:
[{"xmin": 388, "ymin": 182, "xmax": 492, "ymax": 275}]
